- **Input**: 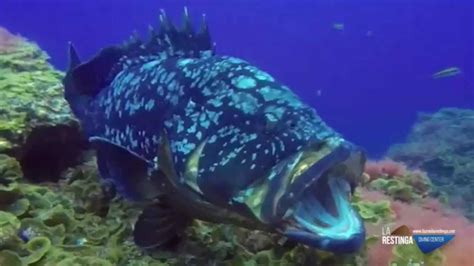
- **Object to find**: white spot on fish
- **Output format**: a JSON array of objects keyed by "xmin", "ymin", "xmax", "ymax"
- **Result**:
[{"xmin": 232, "ymin": 75, "xmax": 257, "ymax": 89}]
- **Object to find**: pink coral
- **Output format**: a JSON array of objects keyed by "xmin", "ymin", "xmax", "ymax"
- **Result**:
[
  {"xmin": 364, "ymin": 159, "xmax": 407, "ymax": 181},
  {"xmin": 0, "ymin": 26, "xmax": 21, "ymax": 53},
  {"xmin": 360, "ymin": 189, "xmax": 474, "ymax": 266}
]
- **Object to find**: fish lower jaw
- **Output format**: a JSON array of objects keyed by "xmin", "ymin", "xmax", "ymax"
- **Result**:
[{"xmin": 282, "ymin": 176, "xmax": 365, "ymax": 251}]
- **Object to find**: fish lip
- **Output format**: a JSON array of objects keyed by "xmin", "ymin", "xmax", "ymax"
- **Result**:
[
  {"xmin": 275, "ymin": 141, "xmax": 365, "ymax": 216},
  {"xmin": 276, "ymin": 142, "xmax": 367, "ymax": 252}
]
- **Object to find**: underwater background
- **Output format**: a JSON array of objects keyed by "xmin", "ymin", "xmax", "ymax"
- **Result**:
[{"xmin": 0, "ymin": 0, "xmax": 472, "ymax": 265}]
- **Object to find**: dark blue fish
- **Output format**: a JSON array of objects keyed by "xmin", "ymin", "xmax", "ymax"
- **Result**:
[{"xmin": 63, "ymin": 8, "xmax": 367, "ymax": 253}]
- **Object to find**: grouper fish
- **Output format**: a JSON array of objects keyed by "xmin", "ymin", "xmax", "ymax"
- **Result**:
[{"xmin": 63, "ymin": 8, "xmax": 367, "ymax": 253}]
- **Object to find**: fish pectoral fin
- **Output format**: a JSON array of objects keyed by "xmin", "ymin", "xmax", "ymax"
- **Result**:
[
  {"xmin": 133, "ymin": 201, "xmax": 191, "ymax": 250},
  {"xmin": 94, "ymin": 141, "xmax": 161, "ymax": 201}
]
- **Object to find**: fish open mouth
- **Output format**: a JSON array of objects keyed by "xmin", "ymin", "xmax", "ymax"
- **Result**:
[
  {"xmin": 279, "ymin": 142, "xmax": 366, "ymax": 253},
  {"xmin": 283, "ymin": 172, "xmax": 365, "ymax": 253},
  {"xmin": 266, "ymin": 141, "xmax": 367, "ymax": 253},
  {"xmin": 235, "ymin": 140, "xmax": 366, "ymax": 252}
]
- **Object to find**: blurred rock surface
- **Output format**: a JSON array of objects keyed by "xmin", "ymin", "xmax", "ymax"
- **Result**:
[{"xmin": 0, "ymin": 26, "xmax": 86, "ymax": 182}]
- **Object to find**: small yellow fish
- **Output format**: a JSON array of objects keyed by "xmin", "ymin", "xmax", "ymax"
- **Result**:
[{"xmin": 432, "ymin": 67, "xmax": 462, "ymax": 79}]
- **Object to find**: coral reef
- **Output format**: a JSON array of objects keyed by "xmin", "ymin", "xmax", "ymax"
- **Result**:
[
  {"xmin": 364, "ymin": 159, "xmax": 407, "ymax": 181},
  {"xmin": 388, "ymin": 108, "xmax": 474, "ymax": 220},
  {"xmin": 364, "ymin": 159, "xmax": 433, "ymax": 202},
  {"xmin": 0, "ymin": 26, "xmax": 86, "ymax": 182},
  {"xmin": 362, "ymin": 189, "xmax": 474, "ymax": 266},
  {"xmin": 0, "ymin": 27, "xmax": 21, "ymax": 53},
  {"xmin": 0, "ymin": 155, "xmax": 143, "ymax": 265},
  {"xmin": 0, "ymin": 152, "xmax": 399, "ymax": 265},
  {"xmin": 0, "ymin": 154, "xmax": 378, "ymax": 265}
]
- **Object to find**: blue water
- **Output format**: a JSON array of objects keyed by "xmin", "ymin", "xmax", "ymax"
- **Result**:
[{"xmin": 1, "ymin": 0, "xmax": 472, "ymax": 157}]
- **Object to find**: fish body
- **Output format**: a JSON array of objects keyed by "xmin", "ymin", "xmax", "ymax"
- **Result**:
[
  {"xmin": 63, "ymin": 9, "xmax": 367, "ymax": 253},
  {"xmin": 432, "ymin": 67, "xmax": 462, "ymax": 79},
  {"xmin": 333, "ymin": 23, "xmax": 344, "ymax": 31}
]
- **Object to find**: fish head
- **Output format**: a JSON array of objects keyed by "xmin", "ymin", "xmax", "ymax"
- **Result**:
[
  {"xmin": 240, "ymin": 105, "xmax": 366, "ymax": 253},
  {"xmin": 191, "ymin": 101, "xmax": 366, "ymax": 253},
  {"xmin": 278, "ymin": 141, "xmax": 367, "ymax": 253},
  {"xmin": 235, "ymin": 133, "xmax": 367, "ymax": 253}
]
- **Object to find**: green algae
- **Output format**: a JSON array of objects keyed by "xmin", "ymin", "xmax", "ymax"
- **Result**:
[
  {"xmin": 367, "ymin": 169, "xmax": 433, "ymax": 203},
  {"xmin": 0, "ymin": 250, "xmax": 22, "ymax": 266},
  {"xmin": 0, "ymin": 152, "xmax": 143, "ymax": 265},
  {"xmin": 0, "ymin": 211, "xmax": 22, "ymax": 252},
  {"xmin": 56, "ymin": 256, "xmax": 113, "ymax": 266},
  {"xmin": 370, "ymin": 179, "xmax": 417, "ymax": 202},
  {"xmin": 0, "ymin": 150, "xmax": 397, "ymax": 265},
  {"xmin": 391, "ymin": 244, "xmax": 445, "ymax": 266},
  {"xmin": 24, "ymin": 236, "xmax": 51, "ymax": 264},
  {"xmin": 0, "ymin": 28, "xmax": 85, "ymax": 186},
  {"xmin": 0, "ymin": 39, "xmax": 74, "ymax": 154},
  {"xmin": 352, "ymin": 196, "xmax": 393, "ymax": 224}
]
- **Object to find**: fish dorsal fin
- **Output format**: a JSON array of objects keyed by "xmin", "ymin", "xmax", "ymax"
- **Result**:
[
  {"xmin": 65, "ymin": 7, "xmax": 213, "ymax": 98},
  {"xmin": 67, "ymin": 46, "xmax": 125, "ymax": 96},
  {"xmin": 148, "ymin": 7, "xmax": 214, "ymax": 59},
  {"xmin": 68, "ymin": 43, "xmax": 81, "ymax": 69},
  {"xmin": 113, "ymin": 7, "xmax": 214, "ymax": 73}
]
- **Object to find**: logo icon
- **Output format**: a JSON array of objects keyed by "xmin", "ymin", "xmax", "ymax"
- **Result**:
[
  {"xmin": 381, "ymin": 225, "xmax": 455, "ymax": 253},
  {"xmin": 382, "ymin": 225, "xmax": 414, "ymax": 245},
  {"xmin": 412, "ymin": 229, "xmax": 456, "ymax": 253}
]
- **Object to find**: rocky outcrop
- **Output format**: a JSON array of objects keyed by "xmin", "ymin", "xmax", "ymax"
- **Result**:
[
  {"xmin": 388, "ymin": 108, "xmax": 474, "ymax": 220},
  {"xmin": 0, "ymin": 27, "xmax": 86, "ymax": 181}
]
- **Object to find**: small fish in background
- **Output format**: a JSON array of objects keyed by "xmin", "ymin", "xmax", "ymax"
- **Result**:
[
  {"xmin": 316, "ymin": 89, "xmax": 323, "ymax": 97},
  {"xmin": 432, "ymin": 67, "xmax": 462, "ymax": 79},
  {"xmin": 333, "ymin": 23, "xmax": 344, "ymax": 31}
]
